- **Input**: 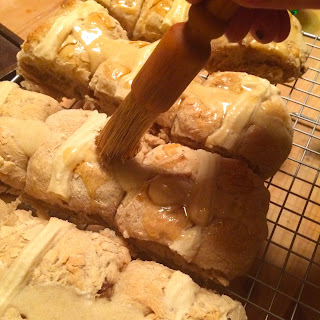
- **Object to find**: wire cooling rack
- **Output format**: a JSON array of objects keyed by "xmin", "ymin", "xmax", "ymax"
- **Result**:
[
  {"xmin": 216, "ymin": 32, "xmax": 320, "ymax": 320},
  {"xmin": 2, "ymin": 31, "xmax": 320, "ymax": 320}
]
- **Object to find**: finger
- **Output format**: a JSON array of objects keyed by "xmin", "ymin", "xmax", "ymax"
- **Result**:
[
  {"xmin": 273, "ymin": 10, "xmax": 291, "ymax": 42},
  {"xmin": 250, "ymin": 9, "xmax": 279, "ymax": 44},
  {"xmin": 225, "ymin": 7, "xmax": 255, "ymax": 42}
]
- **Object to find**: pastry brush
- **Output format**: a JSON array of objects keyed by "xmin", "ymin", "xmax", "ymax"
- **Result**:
[{"xmin": 96, "ymin": 0, "xmax": 239, "ymax": 162}]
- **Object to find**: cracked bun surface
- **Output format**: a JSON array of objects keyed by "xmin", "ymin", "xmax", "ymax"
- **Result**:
[{"xmin": 0, "ymin": 99, "xmax": 270, "ymax": 286}]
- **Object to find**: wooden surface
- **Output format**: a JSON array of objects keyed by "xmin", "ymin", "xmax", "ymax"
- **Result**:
[
  {"xmin": 0, "ymin": 0, "xmax": 63, "ymax": 40},
  {"xmin": 0, "ymin": 1, "xmax": 319, "ymax": 319}
]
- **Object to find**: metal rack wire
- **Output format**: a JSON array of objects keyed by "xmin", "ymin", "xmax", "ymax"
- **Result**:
[
  {"xmin": 2, "ymin": 31, "xmax": 320, "ymax": 320},
  {"xmin": 217, "ymin": 32, "xmax": 320, "ymax": 320}
]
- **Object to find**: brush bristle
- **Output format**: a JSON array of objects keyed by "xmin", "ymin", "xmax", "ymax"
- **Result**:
[{"xmin": 96, "ymin": 92, "xmax": 159, "ymax": 163}]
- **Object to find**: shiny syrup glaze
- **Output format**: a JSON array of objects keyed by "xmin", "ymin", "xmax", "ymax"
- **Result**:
[
  {"xmin": 74, "ymin": 161, "xmax": 111, "ymax": 200},
  {"xmin": 140, "ymin": 189, "xmax": 190, "ymax": 241}
]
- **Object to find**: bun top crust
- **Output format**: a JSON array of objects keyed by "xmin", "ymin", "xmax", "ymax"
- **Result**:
[
  {"xmin": 115, "ymin": 1, "xmax": 307, "ymax": 83},
  {"xmin": 0, "ymin": 200, "xmax": 247, "ymax": 320},
  {"xmin": 207, "ymin": 14, "xmax": 308, "ymax": 83},
  {"xmin": 21, "ymin": 0, "xmax": 128, "ymax": 71},
  {"xmin": 116, "ymin": 143, "xmax": 269, "ymax": 284},
  {"xmin": 96, "ymin": 0, "xmax": 146, "ymax": 37},
  {"xmin": 133, "ymin": 0, "xmax": 190, "ymax": 41},
  {"xmin": 92, "ymin": 62, "xmax": 293, "ymax": 178},
  {"xmin": 0, "ymin": 82, "xmax": 61, "ymax": 121},
  {"xmin": 0, "ymin": 103, "xmax": 266, "ymax": 285},
  {"xmin": 17, "ymin": 0, "xmax": 159, "ymax": 100},
  {"xmin": 17, "ymin": 0, "xmax": 130, "ymax": 99},
  {"xmin": 0, "ymin": 82, "xmax": 61, "ymax": 190},
  {"xmin": 157, "ymin": 72, "xmax": 293, "ymax": 178}
]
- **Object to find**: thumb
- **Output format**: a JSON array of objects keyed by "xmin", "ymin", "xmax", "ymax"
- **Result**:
[{"xmin": 233, "ymin": 0, "xmax": 320, "ymax": 9}]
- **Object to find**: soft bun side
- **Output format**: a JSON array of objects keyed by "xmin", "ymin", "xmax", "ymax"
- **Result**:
[{"xmin": 0, "ymin": 82, "xmax": 61, "ymax": 190}]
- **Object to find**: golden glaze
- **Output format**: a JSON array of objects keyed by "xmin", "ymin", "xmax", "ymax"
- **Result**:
[
  {"xmin": 150, "ymin": 0, "xmax": 171, "ymax": 15},
  {"xmin": 34, "ymin": 0, "xmax": 152, "ymax": 75},
  {"xmin": 143, "ymin": 203, "xmax": 190, "ymax": 241},
  {"xmin": 134, "ymin": 185, "xmax": 191, "ymax": 241},
  {"xmin": 153, "ymin": 144, "xmax": 188, "ymax": 169},
  {"xmin": 199, "ymin": 73, "xmax": 279, "ymax": 150},
  {"xmin": 111, "ymin": 160, "xmax": 152, "ymax": 192},
  {"xmin": 48, "ymin": 111, "xmax": 107, "ymax": 200},
  {"xmin": 148, "ymin": 175, "xmax": 192, "ymax": 206},
  {"xmin": 75, "ymin": 162, "xmax": 111, "ymax": 200},
  {"xmin": 113, "ymin": 0, "xmax": 139, "ymax": 13},
  {"xmin": 185, "ymin": 151, "xmax": 219, "ymax": 226}
]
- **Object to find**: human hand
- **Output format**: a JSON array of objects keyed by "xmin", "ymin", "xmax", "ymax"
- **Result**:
[
  {"xmin": 187, "ymin": 0, "xmax": 320, "ymax": 44},
  {"xmin": 225, "ymin": 7, "xmax": 291, "ymax": 44}
]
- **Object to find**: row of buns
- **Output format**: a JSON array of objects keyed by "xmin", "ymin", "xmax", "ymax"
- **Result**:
[
  {"xmin": 89, "ymin": 70, "xmax": 293, "ymax": 179},
  {"xmin": 18, "ymin": 6, "xmax": 294, "ymax": 178},
  {"xmin": 0, "ymin": 199, "xmax": 247, "ymax": 319},
  {"xmin": 0, "ymin": 81, "xmax": 270, "ymax": 287},
  {"xmin": 105, "ymin": 0, "xmax": 308, "ymax": 83},
  {"xmin": 17, "ymin": 0, "xmax": 308, "ymax": 108}
]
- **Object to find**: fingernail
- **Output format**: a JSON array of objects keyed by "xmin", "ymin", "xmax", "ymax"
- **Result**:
[{"xmin": 256, "ymin": 30, "xmax": 264, "ymax": 40}]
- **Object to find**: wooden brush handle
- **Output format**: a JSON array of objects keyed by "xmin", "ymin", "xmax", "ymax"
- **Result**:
[
  {"xmin": 131, "ymin": 0, "xmax": 239, "ymax": 113},
  {"xmin": 97, "ymin": 0, "xmax": 240, "ymax": 161}
]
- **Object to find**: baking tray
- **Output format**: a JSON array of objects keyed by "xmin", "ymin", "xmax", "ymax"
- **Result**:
[
  {"xmin": 1, "ymin": 31, "xmax": 320, "ymax": 320},
  {"xmin": 0, "ymin": 24, "xmax": 23, "ymax": 79}
]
